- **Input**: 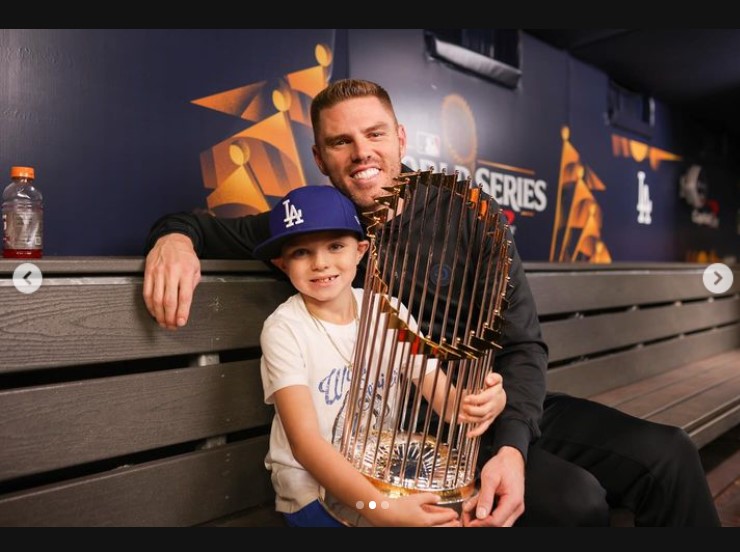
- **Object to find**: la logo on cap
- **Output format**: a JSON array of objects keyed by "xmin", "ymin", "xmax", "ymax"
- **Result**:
[{"xmin": 282, "ymin": 199, "xmax": 304, "ymax": 228}]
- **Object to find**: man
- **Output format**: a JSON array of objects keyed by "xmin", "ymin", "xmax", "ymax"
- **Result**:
[{"xmin": 143, "ymin": 79, "xmax": 720, "ymax": 526}]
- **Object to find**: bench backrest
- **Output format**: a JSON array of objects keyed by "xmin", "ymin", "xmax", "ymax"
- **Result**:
[
  {"xmin": 527, "ymin": 262, "xmax": 740, "ymax": 449},
  {"xmin": 527, "ymin": 263, "xmax": 740, "ymax": 398},
  {"xmin": 0, "ymin": 258, "xmax": 292, "ymax": 526}
]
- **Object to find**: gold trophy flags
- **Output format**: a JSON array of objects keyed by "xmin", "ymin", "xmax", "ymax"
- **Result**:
[{"xmin": 322, "ymin": 170, "xmax": 513, "ymax": 525}]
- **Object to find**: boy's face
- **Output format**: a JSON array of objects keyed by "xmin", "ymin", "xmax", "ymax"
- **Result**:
[
  {"xmin": 312, "ymin": 96, "xmax": 407, "ymax": 212},
  {"xmin": 271, "ymin": 231, "xmax": 369, "ymax": 305}
]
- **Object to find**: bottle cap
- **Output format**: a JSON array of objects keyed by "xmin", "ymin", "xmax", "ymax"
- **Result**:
[{"xmin": 10, "ymin": 166, "xmax": 35, "ymax": 179}]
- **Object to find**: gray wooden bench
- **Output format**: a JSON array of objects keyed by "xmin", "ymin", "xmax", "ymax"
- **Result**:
[
  {"xmin": 530, "ymin": 263, "xmax": 740, "ymax": 449},
  {"xmin": 0, "ymin": 257, "xmax": 291, "ymax": 527},
  {"xmin": 0, "ymin": 258, "xmax": 738, "ymax": 526}
]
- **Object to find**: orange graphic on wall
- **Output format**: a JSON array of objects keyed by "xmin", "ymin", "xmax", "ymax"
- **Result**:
[
  {"xmin": 191, "ymin": 44, "xmax": 333, "ymax": 216},
  {"xmin": 441, "ymin": 94, "xmax": 477, "ymax": 167},
  {"xmin": 550, "ymin": 126, "xmax": 612, "ymax": 263},
  {"xmin": 611, "ymin": 134, "xmax": 681, "ymax": 170}
]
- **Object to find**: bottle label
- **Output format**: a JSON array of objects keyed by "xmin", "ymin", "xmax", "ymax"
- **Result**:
[{"xmin": 2, "ymin": 207, "xmax": 43, "ymax": 250}]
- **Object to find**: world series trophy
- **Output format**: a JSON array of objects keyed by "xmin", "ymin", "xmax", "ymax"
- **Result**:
[{"xmin": 322, "ymin": 169, "xmax": 513, "ymax": 526}]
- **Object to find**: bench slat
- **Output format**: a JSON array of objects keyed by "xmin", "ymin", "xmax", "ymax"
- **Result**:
[
  {"xmin": 528, "ymin": 269, "xmax": 739, "ymax": 315},
  {"xmin": 202, "ymin": 506, "xmax": 285, "ymax": 527},
  {"xmin": 590, "ymin": 349, "xmax": 740, "ymax": 408},
  {"xmin": 583, "ymin": 349, "xmax": 740, "ymax": 449},
  {"xmin": 686, "ymin": 405, "xmax": 740, "ymax": 449},
  {"xmin": 0, "ymin": 360, "xmax": 272, "ymax": 480},
  {"xmin": 546, "ymin": 324, "xmax": 740, "ymax": 397},
  {"xmin": 0, "ymin": 438, "xmax": 273, "ymax": 527},
  {"xmin": 648, "ymin": 373, "xmax": 740, "ymax": 432},
  {"xmin": 0, "ymin": 276, "xmax": 293, "ymax": 373},
  {"xmin": 542, "ymin": 296, "xmax": 740, "ymax": 362},
  {"xmin": 596, "ymin": 354, "xmax": 740, "ymax": 418}
]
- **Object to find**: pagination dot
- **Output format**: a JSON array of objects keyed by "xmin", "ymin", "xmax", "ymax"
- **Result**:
[
  {"xmin": 369, "ymin": 500, "xmax": 377, "ymax": 510},
  {"xmin": 355, "ymin": 501, "xmax": 364, "ymax": 510}
]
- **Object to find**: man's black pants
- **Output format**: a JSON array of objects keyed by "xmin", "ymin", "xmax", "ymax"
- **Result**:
[{"xmin": 515, "ymin": 394, "xmax": 721, "ymax": 526}]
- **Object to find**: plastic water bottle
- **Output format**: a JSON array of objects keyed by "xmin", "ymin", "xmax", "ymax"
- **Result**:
[{"xmin": 2, "ymin": 166, "xmax": 43, "ymax": 258}]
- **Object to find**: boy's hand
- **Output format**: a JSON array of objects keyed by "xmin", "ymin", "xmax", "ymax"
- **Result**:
[{"xmin": 459, "ymin": 372, "xmax": 505, "ymax": 438}]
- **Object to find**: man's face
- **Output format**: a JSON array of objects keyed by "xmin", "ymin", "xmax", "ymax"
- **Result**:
[{"xmin": 312, "ymin": 96, "xmax": 407, "ymax": 212}]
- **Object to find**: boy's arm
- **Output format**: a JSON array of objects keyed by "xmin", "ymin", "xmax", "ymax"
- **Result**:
[
  {"xmin": 273, "ymin": 385, "xmax": 458, "ymax": 527},
  {"xmin": 419, "ymin": 369, "xmax": 505, "ymax": 438}
]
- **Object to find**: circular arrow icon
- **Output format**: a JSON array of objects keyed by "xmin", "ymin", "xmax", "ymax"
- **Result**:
[
  {"xmin": 702, "ymin": 263, "xmax": 733, "ymax": 295},
  {"xmin": 12, "ymin": 262, "xmax": 43, "ymax": 294}
]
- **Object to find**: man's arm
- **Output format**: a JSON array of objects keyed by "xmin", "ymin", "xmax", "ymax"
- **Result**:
[
  {"xmin": 146, "ymin": 211, "xmax": 271, "ymax": 259},
  {"xmin": 482, "ymin": 240, "xmax": 548, "ymax": 462},
  {"xmin": 465, "ymin": 216, "xmax": 548, "ymax": 527},
  {"xmin": 143, "ymin": 211, "xmax": 273, "ymax": 329}
]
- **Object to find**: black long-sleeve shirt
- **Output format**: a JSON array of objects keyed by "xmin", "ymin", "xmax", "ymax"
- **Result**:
[{"xmin": 146, "ymin": 179, "xmax": 549, "ymax": 464}]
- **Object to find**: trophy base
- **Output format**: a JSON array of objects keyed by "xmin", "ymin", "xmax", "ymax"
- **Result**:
[
  {"xmin": 321, "ymin": 431, "xmax": 478, "ymax": 526},
  {"xmin": 352, "ymin": 431, "xmax": 476, "ymax": 497}
]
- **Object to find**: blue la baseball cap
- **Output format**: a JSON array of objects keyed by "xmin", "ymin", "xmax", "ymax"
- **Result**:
[{"xmin": 253, "ymin": 185, "xmax": 365, "ymax": 260}]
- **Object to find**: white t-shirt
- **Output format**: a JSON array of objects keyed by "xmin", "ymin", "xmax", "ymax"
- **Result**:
[{"xmin": 260, "ymin": 287, "xmax": 435, "ymax": 514}]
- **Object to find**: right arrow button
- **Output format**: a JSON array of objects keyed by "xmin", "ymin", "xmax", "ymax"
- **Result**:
[{"xmin": 703, "ymin": 263, "xmax": 733, "ymax": 294}]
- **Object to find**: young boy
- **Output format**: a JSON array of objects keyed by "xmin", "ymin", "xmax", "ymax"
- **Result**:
[{"xmin": 254, "ymin": 185, "xmax": 505, "ymax": 527}]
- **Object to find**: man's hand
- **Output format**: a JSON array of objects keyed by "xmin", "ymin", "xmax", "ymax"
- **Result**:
[
  {"xmin": 461, "ymin": 446, "xmax": 525, "ymax": 527},
  {"xmin": 143, "ymin": 234, "xmax": 201, "ymax": 329}
]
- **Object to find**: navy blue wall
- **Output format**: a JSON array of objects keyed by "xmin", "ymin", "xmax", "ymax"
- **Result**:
[
  {"xmin": 0, "ymin": 29, "xmax": 343, "ymax": 255},
  {"xmin": 0, "ymin": 29, "xmax": 737, "ymax": 262},
  {"xmin": 349, "ymin": 29, "xmax": 739, "ymax": 263}
]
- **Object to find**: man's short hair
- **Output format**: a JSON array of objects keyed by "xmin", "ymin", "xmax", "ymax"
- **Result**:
[{"xmin": 310, "ymin": 79, "xmax": 397, "ymax": 139}]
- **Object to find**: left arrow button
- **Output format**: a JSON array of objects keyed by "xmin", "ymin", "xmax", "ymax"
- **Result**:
[{"xmin": 12, "ymin": 263, "xmax": 43, "ymax": 294}]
